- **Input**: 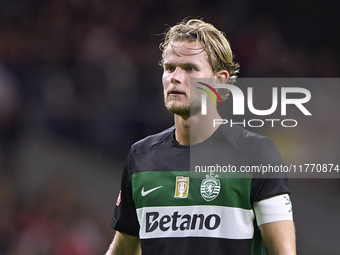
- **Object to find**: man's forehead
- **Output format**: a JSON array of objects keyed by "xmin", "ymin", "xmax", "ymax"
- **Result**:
[{"xmin": 163, "ymin": 40, "xmax": 206, "ymax": 58}]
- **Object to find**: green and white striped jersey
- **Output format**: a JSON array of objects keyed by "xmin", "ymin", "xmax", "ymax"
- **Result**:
[{"xmin": 112, "ymin": 125, "xmax": 290, "ymax": 255}]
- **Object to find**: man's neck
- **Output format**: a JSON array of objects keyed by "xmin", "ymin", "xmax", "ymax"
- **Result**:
[{"xmin": 174, "ymin": 108, "xmax": 222, "ymax": 145}]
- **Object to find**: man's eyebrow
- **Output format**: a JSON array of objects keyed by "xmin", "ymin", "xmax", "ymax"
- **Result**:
[
  {"xmin": 163, "ymin": 62, "xmax": 199, "ymax": 68},
  {"xmin": 181, "ymin": 62, "xmax": 199, "ymax": 68}
]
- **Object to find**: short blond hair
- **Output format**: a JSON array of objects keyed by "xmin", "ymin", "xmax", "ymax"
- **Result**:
[{"xmin": 160, "ymin": 19, "xmax": 239, "ymax": 81}]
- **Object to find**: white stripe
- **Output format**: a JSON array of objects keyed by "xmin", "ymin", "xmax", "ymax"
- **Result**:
[
  {"xmin": 137, "ymin": 205, "xmax": 254, "ymax": 240},
  {"xmin": 201, "ymin": 94, "xmax": 207, "ymax": 115}
]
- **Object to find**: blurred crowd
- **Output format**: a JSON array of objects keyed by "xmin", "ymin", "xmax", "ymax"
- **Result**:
[
  {"xmin": 0, "ymin": 0, "xmax": 339, "ymax": 254},
  {"xmin": 0, "ymin": 176, "xmax": 107, "ymax": 254}
]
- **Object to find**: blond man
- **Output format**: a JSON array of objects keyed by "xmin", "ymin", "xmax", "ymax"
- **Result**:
[{"xmin": 106, "ymin": 19, "xmax": 296, "ymax": 255}]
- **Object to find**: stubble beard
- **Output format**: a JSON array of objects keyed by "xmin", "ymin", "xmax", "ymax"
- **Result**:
[{"xmin": 164, "ymin": 94, "xmax": 201, "ymax": 117}]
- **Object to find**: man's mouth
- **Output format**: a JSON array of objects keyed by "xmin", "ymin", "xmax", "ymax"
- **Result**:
[{"xmin": 168, "ymin": 89, "xmax": 186, "ymax": 96}]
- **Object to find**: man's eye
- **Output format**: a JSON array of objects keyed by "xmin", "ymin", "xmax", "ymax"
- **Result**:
[
  {"xmin": 165, "ymin": 66, "xmax": 175, "ymax": 72},
  {"xmin": 186, "ymin": 67, "xmax": 195, "ymax": 72}
]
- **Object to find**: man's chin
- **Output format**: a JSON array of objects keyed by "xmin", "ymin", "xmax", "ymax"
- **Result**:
[
  {"xmin": 165, "ymin": 102, "xmax": 201, "ymax": 117},
  {"xmin": 167, "ymin": 107, "xmax": 190, "ymax": 117},
  {"xmin": 165, "ymin": 102, "xmax": 189, "ymax": 116}
]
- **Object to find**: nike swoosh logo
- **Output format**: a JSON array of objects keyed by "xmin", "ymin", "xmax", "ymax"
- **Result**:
[{"xmin": 141, "ymin": 186, "xmax": 163, "ymax": 197}]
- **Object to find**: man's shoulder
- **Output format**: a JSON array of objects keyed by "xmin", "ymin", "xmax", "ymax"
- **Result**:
[{"xmin": 131, "ymin": 126, "xmax": 175, "ymax": 154}]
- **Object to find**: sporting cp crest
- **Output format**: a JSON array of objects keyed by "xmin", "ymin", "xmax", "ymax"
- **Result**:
[{"xmin": 200, "ymin": 174, "xmax": 221, "ymax": 202}]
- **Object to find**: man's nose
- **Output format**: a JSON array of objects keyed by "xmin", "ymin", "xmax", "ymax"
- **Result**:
[{"xmin": 170, "ymin": 67, "xmax": 183, "ymax": 84}]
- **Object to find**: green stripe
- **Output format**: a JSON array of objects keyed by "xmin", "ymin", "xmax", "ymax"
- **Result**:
[
  {"xmin": 131, "ymin": 171, "xmax": 252, "ymax": 210},
  {"xmin": 197, "ymin": 87, "xmax": 217, "ymax": 105}
]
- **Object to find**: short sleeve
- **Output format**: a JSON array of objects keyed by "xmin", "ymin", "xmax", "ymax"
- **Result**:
[
  {"xmin": 250, "ymin": 139, "xmax": 290, "ymax": 204},
  {"xmin": 111, "ymin": 150, "xmax": 140, "ymax": 236}
]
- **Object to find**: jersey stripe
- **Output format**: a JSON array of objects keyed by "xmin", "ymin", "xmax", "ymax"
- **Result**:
[
  {"xmin": 131, "ymin": 171, "xmax": 253, "ymax": 210},
  {"xmin": 137, "ymin": 205, "xmax": 255, "ymax": 240}
]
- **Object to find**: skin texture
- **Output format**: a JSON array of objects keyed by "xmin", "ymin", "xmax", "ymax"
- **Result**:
[
  {"xmin": 105, "ymin": 232, "xmax": 141, "ymax": 255},
  {"xmin": 162, "ymin": 41, "xmax": 214, "ymax": 118},
  {"xmin": 106, "ymin": 40, "xmax": 296, "ymax": 255},
  {"xmin": 260, "ymin": 221, "xmax": 296, "ymax": 255},
  {"xmin": 162, "ymin": 40, "xmax": 229, "ymax": 145}
]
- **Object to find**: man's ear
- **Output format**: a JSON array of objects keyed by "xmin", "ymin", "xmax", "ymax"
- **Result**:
[{"xmin": 215, "ymin": 70, "xmax": 230, "ymax": 84}]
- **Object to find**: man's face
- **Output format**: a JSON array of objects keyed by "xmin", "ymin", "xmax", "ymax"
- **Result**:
[{"xmin": 162, "ymin": 40, "xmax": 214, "ymax": 117}]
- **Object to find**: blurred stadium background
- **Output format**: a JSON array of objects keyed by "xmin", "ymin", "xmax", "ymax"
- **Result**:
[{"xmin": 0, "ymin": 0, "xmax": 339, "ymax": 254}]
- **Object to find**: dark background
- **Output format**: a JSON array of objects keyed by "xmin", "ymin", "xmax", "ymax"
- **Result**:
[{"xmin": 0, "ymin": 0, "xmax": 339, "ymax": 254}]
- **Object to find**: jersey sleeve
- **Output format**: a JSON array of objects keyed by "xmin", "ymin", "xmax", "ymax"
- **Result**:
[
  {"xmin": 111, "ymin": 150, "xmax": 140, "ymax": 236},
  {"xmin": 250, "ymin": 139, "xmax": 290, "ymax": 203}
]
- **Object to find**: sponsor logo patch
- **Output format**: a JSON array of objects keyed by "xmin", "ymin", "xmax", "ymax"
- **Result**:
[
  {"xmin": 141, "ymin": 186, "xmax": 163, "ymax": 197},
  {"xmin": 145, "ymin": 211, "xmax": 221, "ymax": 233}
]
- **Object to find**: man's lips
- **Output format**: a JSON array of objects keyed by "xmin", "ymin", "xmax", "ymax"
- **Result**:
[{"xmin": 168, "ymin": 89, "xmax": 186, "ymax": 96}]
